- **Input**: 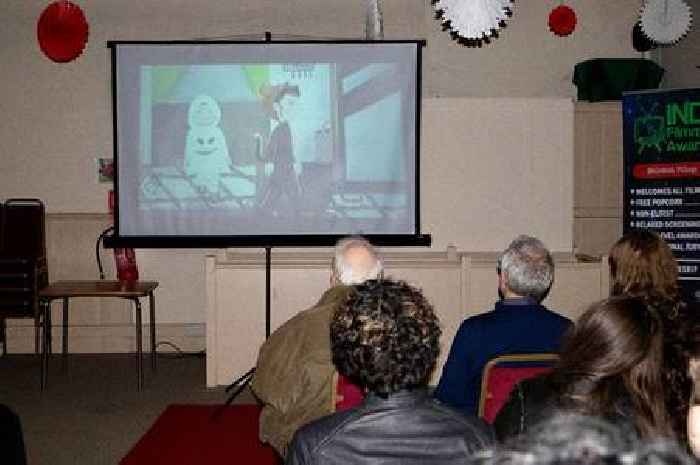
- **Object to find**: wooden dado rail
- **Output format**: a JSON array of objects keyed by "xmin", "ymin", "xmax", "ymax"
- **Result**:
[{"xmin": 205, "ymin": 248, "xmax": 609, "ymax": 387}]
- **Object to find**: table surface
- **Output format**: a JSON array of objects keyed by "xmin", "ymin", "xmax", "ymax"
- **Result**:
[{"xmin": 39, "ymin": 280, "xmax": 158, "ymax": 298}]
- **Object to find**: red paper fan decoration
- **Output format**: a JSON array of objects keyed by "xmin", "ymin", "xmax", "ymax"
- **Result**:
[
  {"xmin": 37, "ymin": 1, "xmax": 89, "ymax": 63},
  {"xmin": 548, "ymin": 5, "xmax": 577, "ymax": 37}
]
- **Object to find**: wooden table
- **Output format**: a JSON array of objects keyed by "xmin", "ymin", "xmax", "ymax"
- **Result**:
[{"xmin": 38, "ymin": 280, "xmax": 159, "ymax": 391}]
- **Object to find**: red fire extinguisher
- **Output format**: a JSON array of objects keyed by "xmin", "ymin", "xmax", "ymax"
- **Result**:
[{"xmin": 108, "ymin": 190, "xmax": 139, "ymax": 282}]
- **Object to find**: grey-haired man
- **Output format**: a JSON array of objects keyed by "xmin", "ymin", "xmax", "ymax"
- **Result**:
[{"xmin": 434, "ymin": 235, "xmax": 572, "ymax": 417}]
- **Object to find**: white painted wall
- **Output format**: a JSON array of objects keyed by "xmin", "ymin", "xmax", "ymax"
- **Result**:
[
  {"xmin": 657, "ymin": 0, "xmax": 700, "ymax": 90},
  {"xmin": 0, "ymin": 0, "xmax": 638, "ymax": 212},
  {"xmin": 0, "ymin": 1, "xmax": 641, "ymax": 346}
]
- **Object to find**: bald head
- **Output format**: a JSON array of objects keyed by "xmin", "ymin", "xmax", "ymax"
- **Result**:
[{"xmin": 331, "ymin": 237, "xmax": 383, "ymax": 286}]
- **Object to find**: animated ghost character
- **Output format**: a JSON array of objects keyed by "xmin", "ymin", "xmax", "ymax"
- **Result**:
[{"xmin": 184, "ymin": 95, "xmax": 232, "ymax": 196}]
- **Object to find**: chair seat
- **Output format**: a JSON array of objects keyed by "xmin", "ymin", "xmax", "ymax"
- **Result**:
[{"xmin": 478, "ymin": 353, "xmax": 559, "ymax": 424}]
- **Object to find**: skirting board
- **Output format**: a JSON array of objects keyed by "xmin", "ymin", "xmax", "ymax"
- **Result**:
[{"xmin": 1, "ymin": 322, "xmax": 206, "ymax": 354}]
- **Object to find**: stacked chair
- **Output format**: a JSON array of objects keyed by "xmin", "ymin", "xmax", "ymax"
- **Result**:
[{"xmin": 0, "ymin": 199, "xmax": 49, "ymax": 356}]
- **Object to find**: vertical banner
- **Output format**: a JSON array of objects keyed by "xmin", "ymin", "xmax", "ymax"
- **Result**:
[{"xmin": 623, "ymin": 89, "xmax": 700, "ymax": 301}]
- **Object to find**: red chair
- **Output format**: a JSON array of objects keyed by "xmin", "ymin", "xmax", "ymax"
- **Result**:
[
  {"xmin": 478, "ymin": 353, "xmax": 559, "ymax": 424},
  {"xmin": 333, "ymin": 373, "xmax": 365, "ymax": 412}
]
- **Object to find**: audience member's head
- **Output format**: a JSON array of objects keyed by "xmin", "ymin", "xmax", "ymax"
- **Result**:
[
  {"xmin": 498, "ymin": 235, "xmax": 554, "ymax": 302},
  {"xmin": 608, "ymin": 230, "xmax": 680, "ymax": 308},
  {"xmin": 476, "ymin": 413, "xmax": 693, "ymax": 465},
  {"xmin": 609, "ymin": 230, "xmax": 691, "ymax": 443},
  {"xmin": 664, "ymin": 302, "xmax": 700, "ymax": 447},
  {"xmin": 551, "ymin": 296, "xmax": 671, "ymax": 439},
  {"xmin": 330, "ymin": 279, "xmax": 441, "ymax": 397},
  {"xmin": 330, "ymin": 236, "xmax": 383, "ymax": 286}
]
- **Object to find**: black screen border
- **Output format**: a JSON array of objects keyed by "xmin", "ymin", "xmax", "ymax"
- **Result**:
[{"xmin": 108, "ymin": 39, "xmax": 429, "ymax": 248}]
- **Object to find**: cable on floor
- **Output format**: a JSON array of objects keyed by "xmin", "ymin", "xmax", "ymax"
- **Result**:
[{"xmin": 155, "ymin": 340, "xmax": 205, "ymax": 358}]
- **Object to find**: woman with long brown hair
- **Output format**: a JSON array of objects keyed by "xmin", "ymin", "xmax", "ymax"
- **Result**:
[
  {"xmin": 608, "ymin": 229, "xmax": 681, "ymax": 311},
  {"xmin": 494, "ymin": 296, "xmax": 673, "ymax": 442},
  {"xmin": 608, "ymin": 230, "xmax": 695, "ymax": 447}
]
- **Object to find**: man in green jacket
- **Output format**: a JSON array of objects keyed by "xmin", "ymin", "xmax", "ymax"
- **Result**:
[{"xmin": 250, "ymin": 237, "xmax": 383, "ymax": 457}]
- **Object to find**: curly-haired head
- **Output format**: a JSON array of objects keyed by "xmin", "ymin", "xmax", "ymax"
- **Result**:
[
  {"xmin": 330, "ymin": 279, "xmax": 441, "ymax": 397},
  {"xmin": 608, "ymin": 230, "xmax": 680, "ymax": 307}
]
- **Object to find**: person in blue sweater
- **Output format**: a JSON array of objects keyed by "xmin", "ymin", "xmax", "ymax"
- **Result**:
[{"xmin": 434, "ymin": 235, "xmax": 573, "ymax": 417}]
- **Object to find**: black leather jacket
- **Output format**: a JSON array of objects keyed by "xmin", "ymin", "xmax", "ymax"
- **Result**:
[{"xmin": 285, "ymin": 388, "xmax": 494, "ymax": 465}]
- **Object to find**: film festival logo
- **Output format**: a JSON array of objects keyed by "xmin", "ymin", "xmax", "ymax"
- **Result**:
[{"xmin": 634, "ymin": 98, "xmax": 700, "ymax": 155}]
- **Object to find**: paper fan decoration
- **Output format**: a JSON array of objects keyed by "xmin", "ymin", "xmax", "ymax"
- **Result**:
[
  {"xmin": 432, "ymin": 0, "xmax": 514, "ymax": 47},
  {"xmin": 37, "ymin": 1, "xmax": 89, "ymax": 63},
  {"xmin": 548, "ymin": 5, "xmax": 577, "ymax": 36},
  {"xmin": 640, "ymin": 0, "xmax": 692, "ymax": 45},
  {"xmin": 632, "ymin": 21, "xmax": 657, "ymax": 51}
]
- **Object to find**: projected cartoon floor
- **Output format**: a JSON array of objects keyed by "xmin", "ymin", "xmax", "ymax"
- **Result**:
[{"xmin": 135, "ymin": 62, "xmax": 410, "ymax": 233}]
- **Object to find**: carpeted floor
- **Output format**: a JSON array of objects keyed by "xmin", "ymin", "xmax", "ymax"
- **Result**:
[
  {"xmin": 120, "ymin": 404, "xmax": 280, "ymax": 465},
  {"xmin": 0, "ymin": 353, "xmax": 260, "ymax": 465}
]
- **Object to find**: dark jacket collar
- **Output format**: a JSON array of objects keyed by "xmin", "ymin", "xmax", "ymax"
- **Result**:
[
  {"xmin": 495, "ymin": 296, "xmax": 540, "ymax": 310},
  {"xmin": 364, "ymin": 388, "xmax": 430, "ymax": 408}
]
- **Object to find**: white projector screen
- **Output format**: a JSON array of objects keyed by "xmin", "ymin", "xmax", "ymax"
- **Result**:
[{"xmin": 110, "ymin": 40, "xmax": 427, "ymax": 247}]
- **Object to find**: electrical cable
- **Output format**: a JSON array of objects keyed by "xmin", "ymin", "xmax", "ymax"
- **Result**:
[
  {"xmin": 96, "ymin": 225, "xmax": 114, "ymax": 280},
  {"xmin": 156, "ymin": 340, "xmax": 205, "ymax": 358}
]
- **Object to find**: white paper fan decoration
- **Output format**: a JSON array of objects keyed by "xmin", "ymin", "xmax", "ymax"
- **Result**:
[
  {"xmin": 640, "ymin": 0, "xmax": 693, "ymax": 45},
  {"xmin": 432, "ymin": 0, "xmax": 514, "ymax": 47}
]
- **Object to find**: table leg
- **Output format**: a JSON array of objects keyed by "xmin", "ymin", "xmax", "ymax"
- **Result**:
[
  {"xmin": 41, "ymin": 299, "xmax": 50, "ymax": 391},
  {"xmin": 34, "ymin": 316, "xmax": 40, "ymax": 354},
  {"xmin": 134, "ymin": 298, "xmax": 143, "ymax": 391},
  {"xmin": 149, "ymin": 292, "xmax": 157, "ymax": 372},
  {"xmin": 46, "ymin": 300, "xmax": 52, "ymax": 355},
  {"xmin": 62, "ymin": 297, "xmax": 69, "ymax": 370},
  {"xmin": 1, "ymin": 317, "xmax": 6, "ymax": 356}
]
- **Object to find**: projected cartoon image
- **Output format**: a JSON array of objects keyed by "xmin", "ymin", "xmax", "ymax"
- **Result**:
[
  {"xmin": 132, "ymin": 58, "xmax": 414, "ymax": 235},
  {"xmin": 255, "ymin": 83, "xmax": 301, "ymax": 216},
  {"xmin": 184, "ymin": 94, "xmax": 232, "ymax": 198}
]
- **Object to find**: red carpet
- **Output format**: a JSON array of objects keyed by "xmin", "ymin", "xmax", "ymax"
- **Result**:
[{"xmin": 120, "ymin": 404, "xmax": 281, "ymax": 465}]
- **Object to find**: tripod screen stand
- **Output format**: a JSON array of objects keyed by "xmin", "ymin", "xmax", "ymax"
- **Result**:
[{"xmin": 221, "ymin": 246, "xmax": 272, "ymax": 406}]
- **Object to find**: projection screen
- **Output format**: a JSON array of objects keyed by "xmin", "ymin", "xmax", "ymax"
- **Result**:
[{"xmin": 110, "ymin": 40, "xmax": 428, "ymax": 247}]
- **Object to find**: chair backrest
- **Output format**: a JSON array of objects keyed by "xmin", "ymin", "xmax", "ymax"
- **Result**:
[
  {"xmin": 478, "ymin": 353, "xmax": 559, "ymax": 424},
  {"xmin": 334, "ymin": 373, "xmax": 365, "ymax": 412},
  {"xmin": 0, "ymin": 199, "xmax": 46, "ymax": 259},
  {"xmin": 0, "ymin": 199, "xmax": 48, "ymax": 320},
  {"xmin": 0, "ymin": 201, "xmax": 4, "ymax": 253}
]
